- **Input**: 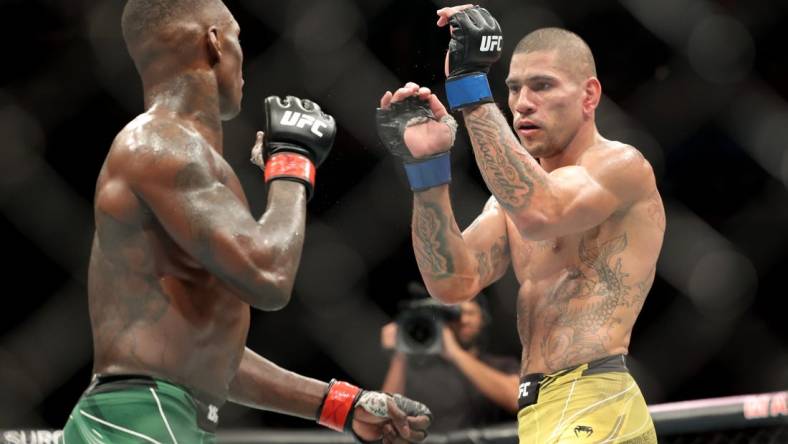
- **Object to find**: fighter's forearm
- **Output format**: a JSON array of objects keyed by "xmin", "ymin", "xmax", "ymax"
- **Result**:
[
  {"xmin": 463, "ymin": 104, "xmax": 550, "ymax": 214},
  {"xmin": 451, "ymin": 350, "xmax": 519, "ymax": 413},
  {"xmin": 412, "ymin": 186, "xmax": 480, "ymax": 303},
  {"xmin": 247, "ymin": 180, "xmax": 307, "ymax": 307},
  {"xmin": 228, "ymin": 347, "xmax": 327, "ymax": 420}
]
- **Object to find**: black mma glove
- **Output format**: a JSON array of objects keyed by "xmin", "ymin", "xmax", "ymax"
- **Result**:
[
  {"xmin": 376, "ymin": 96, "xmax": 457, "ymax": 191},
  {"xmin": 445, "ymin": 6, "xmax": 503, "ymax": 110},
  {"xmin": 263, "ymin": 95, "xmax": 336, "ymax": 200}
]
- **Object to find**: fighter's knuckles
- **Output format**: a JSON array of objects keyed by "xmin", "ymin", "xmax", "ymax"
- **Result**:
[
  {"xmin": 393, "ymin": 394, "xmax": 433, "ymax": 419},
  {"xmin": 301, "ymin": 99, "xmax": 318, "ymax": 111}
]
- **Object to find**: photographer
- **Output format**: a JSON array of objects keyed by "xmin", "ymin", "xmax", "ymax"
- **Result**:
[{"xmin": 380, "ymin": 295, "xmax": 519, "ymax": 432}]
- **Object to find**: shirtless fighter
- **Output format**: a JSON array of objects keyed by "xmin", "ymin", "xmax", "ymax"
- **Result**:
[
  {"xmin": 377, "ymin": 5, "xmax": 664, "ymax": 443},
  {"xmin": 60, "ymin": 0, "xmax": 431, "ymax": 443}
]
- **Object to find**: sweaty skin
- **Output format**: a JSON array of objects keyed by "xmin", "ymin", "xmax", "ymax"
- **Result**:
[
  {"xmin": 77, "ymin": 4, "xmax": 433, "ymax": 442},
  {"xmin": 397, "ymin": 28, "xmax": 665, "ymax": 376},
  {"xmin": 89, "ymin": 108, "xmax": 305, "ymax": 399},
  {"xmin": 413, "ymin": 136, "xmax": 664, "ymax": 375},
  {"xmin": 83, "ymin": 2, "xmax": 343, "ymax": 420}
]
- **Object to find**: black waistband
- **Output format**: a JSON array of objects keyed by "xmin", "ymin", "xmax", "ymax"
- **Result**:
[
  {"xmin": 87, "ymin": 374, "xmax": 157, "ymax": 393},
  {"xmin": 517, "ymin": 354, "xmax": 628, "ymax": 410},
  {"xmin": 86, "ymin": 374, "xmax": 221, "ymax": 433},
  {"xmin": 522, "ymin": 354, "xmax": 628, "ymax": 382}
]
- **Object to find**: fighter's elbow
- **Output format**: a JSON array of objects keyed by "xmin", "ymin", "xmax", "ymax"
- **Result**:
[
  {"xmin": 257, "ymin": 291, "xmax": 292, "ymax": 311},
  {"xmin": 424, "ymin": 279, "xmax": 479, "ymax": 305},
  {"xmin": 234, "ymin": 252, "xmax": 294, "ymax": 310},
  {"xmin": 247, "ymin": 271, "xmax": 293, "ymax": 311},
  {"xmin": 242, "ymin": 241, "xmax": 301, "ymax": 310},
  {"xmin": 430, "ymin": 292, "xmax": 466, "ymax": 305},
  {"xmin": 210, "ymin": 231, "xmax": 300, "ymax": 309}
]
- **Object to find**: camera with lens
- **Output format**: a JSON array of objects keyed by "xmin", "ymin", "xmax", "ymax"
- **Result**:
[{"xmin": 396, "ymin": 298, "xmax": 461, "ymax": 355}]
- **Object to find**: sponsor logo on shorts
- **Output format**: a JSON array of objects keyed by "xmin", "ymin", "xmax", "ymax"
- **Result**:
[
  {"xmin": 518, "ymin": 381, "xmax": 532, "ymax": 398},
  {"xmin": 480, "ymin": 35, "xmax": 502, "ymax": 52},
  {"xmin": 574, "ymin": 425, "xmax": 593, "ymax": 438},
  {"xmin": 207, "ymin": 405, "xmax": 219, "ymax": 424},
  {"xmin": 280, "ymin": 111, "xmax": 328, "ymax": 137}
]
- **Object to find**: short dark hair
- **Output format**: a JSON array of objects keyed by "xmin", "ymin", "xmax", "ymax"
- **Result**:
[
  {"xmin": 121, "ymin": 0, "xmax": 225, "ymax": 47},
  {"xmin": 513, "ymin": 27, "xmax": 596, "ymax": 80}
]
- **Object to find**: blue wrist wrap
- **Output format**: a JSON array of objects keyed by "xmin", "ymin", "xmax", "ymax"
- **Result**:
[
  {"xmin": 445, "ymin": 73, "xmax": 493, "ymax": 111},
  {"xmin": 403, "ymin": 152, "xmax": 451, "ymax": 192}
]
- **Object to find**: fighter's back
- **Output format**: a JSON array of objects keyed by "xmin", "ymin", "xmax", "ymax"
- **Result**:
[{"xmin": 88, "ymin": 112, "xmax": 249, "ymax": 399}]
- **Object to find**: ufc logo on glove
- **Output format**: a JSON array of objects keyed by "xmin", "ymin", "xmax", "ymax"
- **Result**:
[
  {"xmin": 279, "ymin": 111, "xmax": 328, "ymax": 137},
  {"xmin": 480, "ymin": 35, "xmax": 502, "ymax": 52}
]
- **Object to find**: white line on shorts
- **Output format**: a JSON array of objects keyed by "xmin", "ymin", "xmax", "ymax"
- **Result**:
[
  {"xmin": 79, "ymin": 409, "xmax": 163, "ymax": 444},
  {"xmin": 549, "ymin": 375, "xmax": 580, "ymax": 441},
  {"xmin": 551, "ymin": 382, "xmax": 637, "ymax": 442},
  {"xmin": 150, "ymin": 388, "xmax": 179, "ymax": 444}
]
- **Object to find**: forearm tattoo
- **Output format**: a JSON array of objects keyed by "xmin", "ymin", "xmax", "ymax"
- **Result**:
[
  {"xmin": 412, "ymin": 201, "xmax": 461, "ymax": 280},
  {"xmin": 465, "ymin": 106, "xmax": 546, "ymax": 212}
]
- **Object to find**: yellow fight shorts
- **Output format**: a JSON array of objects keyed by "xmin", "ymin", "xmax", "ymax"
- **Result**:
[{"xmin": 516, "ymin": 354, "xmax": 657, "ymax": 443}]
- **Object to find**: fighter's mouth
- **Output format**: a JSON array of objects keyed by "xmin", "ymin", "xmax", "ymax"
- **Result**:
[{"xmin": 517, "ymin": 120, "xmax": 541, "ymax": 131}]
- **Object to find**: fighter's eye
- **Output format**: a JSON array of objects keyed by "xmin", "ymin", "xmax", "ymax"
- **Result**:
[{"xmin": 534, "ymin": 82, "xmax": 551, "ymax": 91}]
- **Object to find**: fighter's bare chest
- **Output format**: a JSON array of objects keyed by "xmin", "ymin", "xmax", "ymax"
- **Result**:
[
  {"xmin": 508, "ymin": 223, "xmax": 603, "ymax": 282},
  {"xmin": 511, "ymin": 236, "xmax": 577, "ymax": 282}
]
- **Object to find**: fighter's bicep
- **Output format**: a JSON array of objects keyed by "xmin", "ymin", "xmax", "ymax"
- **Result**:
[
  {"xmin": 462, "ymin": 197, "xmax": 511, "ymax": 286},
  {"xmin": 133, "ymin": 158, "xmax": 261, "ymax": 274},
  {"xmin": 549, "ymin": 167, "xmax": 620, "ymax": 230}
]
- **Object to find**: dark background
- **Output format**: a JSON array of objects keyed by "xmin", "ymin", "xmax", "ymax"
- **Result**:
[{"xmin": 1, "ymin": 0, "xmax": 786, "ymax": 431}]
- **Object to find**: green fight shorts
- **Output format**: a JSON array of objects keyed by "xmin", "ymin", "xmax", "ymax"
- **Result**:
[
  {"xmin": 61, "ymin": 374, "xmax": 222, "ymax": 444},
  {"xmin": 517, "ymin": 355, "xmax": 657, "ymax": 443}
]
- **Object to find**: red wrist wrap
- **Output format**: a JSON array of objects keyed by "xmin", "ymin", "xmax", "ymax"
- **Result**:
[
  {"xmin": 318, "ymin": 379, "xmax": 362, "ymax": 432},
  {"xmin": 264, "ymin": 153, "xmax": 316, "ymax": 197}
]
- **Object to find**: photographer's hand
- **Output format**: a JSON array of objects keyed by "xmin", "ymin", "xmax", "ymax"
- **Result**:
[
  {"xmin": 381, "ymin": 323, "xmax": 407, "ymax": 395},
  {"xmin": 440, "ymin": 328, "xmax": 520, "ymax": 413},
  {"xmin": 440, "ymin": 327, "xmax": 464, "ymax": 362},
  {"xmin": 381, "ymin": 322, "xmax": 398, "ymax": 351}
]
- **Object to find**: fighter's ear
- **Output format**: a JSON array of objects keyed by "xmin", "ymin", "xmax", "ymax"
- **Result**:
[
  {"xmin": 582, "ymin": 77, "xmax": 601, "ymax": 116},
  {"xmin": 207, "ymin": 25, "xmax": 222, "ymax": 65}
]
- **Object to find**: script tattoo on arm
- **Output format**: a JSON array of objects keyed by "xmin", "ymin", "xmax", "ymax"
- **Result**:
[
  {"xmin": 464, "ymin": 105, "xmax": 547, "ymax": 212},
  {"xmin": 413, "ymin": 201, "xmax": 460, "ymax": 280}
]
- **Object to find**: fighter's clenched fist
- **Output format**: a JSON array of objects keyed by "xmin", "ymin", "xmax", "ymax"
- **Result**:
[
  {"xmin": 377, "ymin": 83, "xmax": 457, "ymax": 192},
  {"xmin": 437, "ymin": 5, "xmax": 503, "ymax": 110},
  {"xmin": 263, "ymin": 95, "xmax": 336, "ymax": 200}
]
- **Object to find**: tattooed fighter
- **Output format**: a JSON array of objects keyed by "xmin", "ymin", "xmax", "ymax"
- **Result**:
[
  {"xmin": 377, "ymin": 5, "xmax": 663, "ymax": 443},
  {"xmin": 60, "ymin": 0, "xmax": 432, "ymax": 443}
]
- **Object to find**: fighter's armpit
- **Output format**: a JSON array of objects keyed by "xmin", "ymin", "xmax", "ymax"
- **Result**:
[{"xmin": 461, "ymin": 196, "xmax": 511, "ymax": 287}]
